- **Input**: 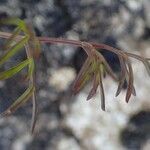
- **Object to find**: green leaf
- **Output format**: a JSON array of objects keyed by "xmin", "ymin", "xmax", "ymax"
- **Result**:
[
  {"xmin": 0, "ymin": 18, "xmax": 21, "ymax": 25},
  {"xmin": 0, "ymin": 36, "xmax": 29, "ymax": 66},
  {"xmin": 0, "ymin": 58, "xmax": 33, "ymax": 80},
  {"xmin": 25, "ymin": 25, "xmax": 41, "ymax": 59},
  {"xmin": 0, "ymin": 18, "xmax": 27, "ymax": 32},
  {"xmin": 1, "ymin": 84, "xmax": 35, "ymax": 117},
  {"xmin": 4, "ymin": 26, "xmax": 21, "ymax": 51},
  {"xmin": 28, "ymin": 58, "xmax": 35, "ymax": 78}
]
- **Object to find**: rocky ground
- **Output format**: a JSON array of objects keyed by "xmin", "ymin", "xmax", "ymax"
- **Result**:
[{"xmin": 0, "ymin": 0, "xmax": 150, "ymax": 150}]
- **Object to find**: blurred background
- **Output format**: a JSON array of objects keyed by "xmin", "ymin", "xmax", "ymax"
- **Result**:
[{"xmin": 0, "ymin": 0, "xmax": 150, "ymax": 150}]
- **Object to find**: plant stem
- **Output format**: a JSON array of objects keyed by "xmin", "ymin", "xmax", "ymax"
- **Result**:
[{"xmin": 0, "ymin": 31, "xmax": 146, "ymax": 60}]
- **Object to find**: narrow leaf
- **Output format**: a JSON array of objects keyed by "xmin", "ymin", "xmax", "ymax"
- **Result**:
[
  {"xmin": 0, "ymin": 36, "xmax": 29, "ymax": 66},
  {"xmin": 99, "ymin": 65, "xmax": 105, "ymax": 111},
  {"xmin": 0, "ymin": 58, "xmax": 32, "ymax": 80},
  {"xmin": 72, "ymin": 58, "xmax": 92, "ymax": 93},
  {"xmin": 4, "ymin": 26, "xmax": 21, "ymax": 50},
  {"xmin": 115, "ymin": 56, "xmax": 126, "ymax": 96},
  {"xmin": 30, "ymin": 92, "xmax": 38, "ymax": 134},
  {"xmin": 87, "ymin": 73, "xmax": 99, "ymax": 100},
  {"xmin": 125, "ymin": 60, "xmax": 134, "ymax": 103},
  {"xmin": 1, "ymin": 84, "xmax": 35, "ymax": 117},
  {"xmin": 28, "ymin": 58, "xmax": 35, "ymax": 78},
  {"xmin": 26, "ymin": 24, "xmax": 41, "ymax": 59},
  {"xmin": 132, "ymin": 86, "xmax": 136, "ymax": 96},
  {"xmin": 0, "ymin": 18, "xmax": 23, "ymax": 26}
]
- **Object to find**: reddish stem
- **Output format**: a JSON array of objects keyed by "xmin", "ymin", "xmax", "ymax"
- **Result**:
[
  {"xmin": 0, "ymin": 31, "xmax": 145, "ymax": 59},
  {"xmin": 39, "ymin": 36, "xmax": 127, "ymax": 57}
]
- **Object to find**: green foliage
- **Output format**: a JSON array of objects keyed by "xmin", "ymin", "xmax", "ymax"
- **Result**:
[
  {"xmin": 0, "ymin": 18, "xmax": 149, "ymax": 133},
  {"xmin": 0, "ymin": 18, "xmax": 40, "ymax": 133},
  {"xmin": 1, "ymin": 84, "xmax": 35, "ymax": 116},
  {"xmin": 0, "ymin": 58, "xmax": 34, "ymax": 80}
]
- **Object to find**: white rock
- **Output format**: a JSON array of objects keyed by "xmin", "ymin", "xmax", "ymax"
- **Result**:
[
  {"xmin": 49, "ymin": 67, "xmax": 76, "ymax": 91},
  {"xmin": 63, "ymin": 55, "xmax": 150, "ymax": 150}
]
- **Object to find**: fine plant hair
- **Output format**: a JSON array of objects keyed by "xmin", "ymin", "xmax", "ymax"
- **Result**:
[{"xmin": 0, "ymin": 18, "xmax": 150, "ymax": 133}]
